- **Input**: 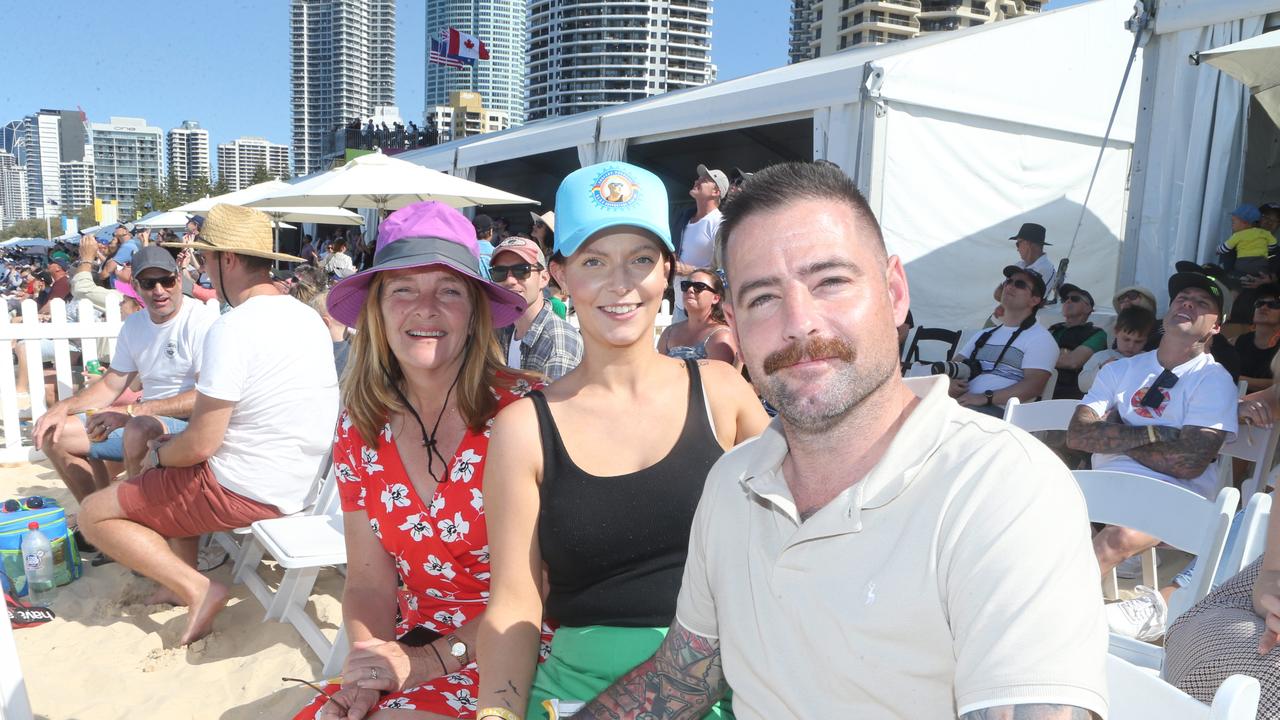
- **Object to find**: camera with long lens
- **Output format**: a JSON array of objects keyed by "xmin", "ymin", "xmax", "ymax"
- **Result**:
[{"xmin": 929, "ymin": 358, "xmax": 983, "ymax": 380}]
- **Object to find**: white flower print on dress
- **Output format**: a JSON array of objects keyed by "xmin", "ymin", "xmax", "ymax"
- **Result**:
[
  {"xmin": 510, "ymin": 378, "xmax": 533, "ymax": 397},
  {"xmin": 470, "ymin": 545, "xmax": 490, "ymax": 563},
  {"xmin": 398, "ymin": 513, "xmax": 433, "ymax": 541},
  {"xmin": 469, "ymin": 488, "xmax": 483, "ymax": 512},
  {"xmin": 340, "ymin": 414, "xmax": 352, "ymax": 434},
  {"xmin": 395, "ymin": 552, "xmax": 411, "ymax": 577},
  {"xmin": 381, "ymin": 483, "xmax": 411, "ymax": 513},
  {"xmin": 443, "ymin": 688, "xmax": 477, "ymax": 713},
  {"xmin": 423, "ymin": 554, "xmax": 456, "ymax": 580},
  {"xmin": 405, "ymin": 593, "xmax": 419, "ymax": 612},
  {"xmin": 450, "ymin": 449, "xmax": 482, "ymax": 483},
  {"xmin": 475, "ymin": 571, "xmax": 490, "ymax": 581},
  {"xmin": 433, "ymin": 608, "xmax": 466, "ymax": 627},
  {"xmin": 444, "ymin": 672, "xmax": 474, "ymax": 685},
  {"xmin": 380, "ymin": 697, "xmax": 417, "ymax": 710},
  {"xmin": 336, "ymin": 462, "xmax": 357, "ymax": 484},
  {"xmin": 381, "ymin": 422, "xmax": 393, "ymax": 443},
  {"xmin": 361, "ymin": 446, "xmax": 384, "ymax": 474},
  {"xmin": 427, "ymin": 494, "xmax": 446, "ymax": 518},
  {"xmin": 438, "ymin": 512, "xmax": 470, "ymax": 542},
  {"xmin": 369, "ymin": 517, "xmax": 382, "ymax": 538}
]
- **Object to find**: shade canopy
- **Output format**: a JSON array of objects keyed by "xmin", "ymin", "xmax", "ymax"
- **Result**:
[
  {"xmin": 132, "ymin": 210, "xmax": 194, "ymax": 229},
  {"xmin": 1196, "ymin": 28, "xmax": 1280, "ymax": 129},
  {"xmin": 246, "ymin": 151, "xmax": 537, "ymax": 212},
  {"xmin": 172, "ymin": 179, "xmax": 363, "ymax": 225}
]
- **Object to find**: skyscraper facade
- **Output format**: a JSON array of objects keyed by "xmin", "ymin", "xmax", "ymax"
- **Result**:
[
  {"xmin": 22, "ymin": 109, "xmax": 93, "ymax": 218},
  {"xmin": 291, "ymin": 0, "xmax": 397, "ymax": 177},
  {"xmin": 788, "ymin": 0, "xmax": 1042, "ymax": 61},
  {"xmin": 526, "ymin": 1, "xmax": 716, "ymax": 122},
  {"xmin": 217, "ymin": 137, "xmax": 291, "ymax": 191},
  {"xmin": 91, "ymin": 116, "xmax": 163, "ymax": 220},
  {"xmin": 168, "ymin": 120, "xmax": 212, "ymax": 193},
  {"xmin": 0, "ymin": 150, "xmax": 29, "ymax": 229},
  {"xmin": 424, "ymin": 0, "xmax": 528, "ymax": 127}
]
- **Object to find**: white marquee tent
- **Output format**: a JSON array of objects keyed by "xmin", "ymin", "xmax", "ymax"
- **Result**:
[{"xmin": 400, "ymin": 0, "xmax": 1142, "ymax": 329}]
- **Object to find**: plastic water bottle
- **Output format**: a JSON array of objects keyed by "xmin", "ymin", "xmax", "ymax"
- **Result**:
[{"xmin": 21, "ymin": 521, "xmax": 57, "ymax": 606}]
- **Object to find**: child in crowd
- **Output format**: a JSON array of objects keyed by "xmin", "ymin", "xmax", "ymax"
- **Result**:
[
  {"xmin": 1077, "ymin": 305, "xmax": 1158, "ymax": 393},
  {"xmin": 1219, "ymin": 203, "xmax": 1276, "ymax": 280}
]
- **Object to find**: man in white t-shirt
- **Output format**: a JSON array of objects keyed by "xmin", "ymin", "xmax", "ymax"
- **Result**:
[
  {"xmin": 79, "ymin": 204, "xmax": 339, "ymax": 645},
  {"xmin": 33, "ymin": 246, "xmax": 217, "ymax": 504},
  {"xmin": 951, "ymin": 265, "xmax": 1058, "ymax": 416},
  {"xmin": 1069, "ymin": 271, "xmax": 1236, "ymax": 574},
  {"xmin": 674, "ymin": 164, "xmax": 726, "ymax": 319}
]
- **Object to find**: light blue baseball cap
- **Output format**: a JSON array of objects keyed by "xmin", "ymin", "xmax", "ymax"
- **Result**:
[{"xmin": 553, "ymin": 162, "xmax": 674, "ymax": 258}]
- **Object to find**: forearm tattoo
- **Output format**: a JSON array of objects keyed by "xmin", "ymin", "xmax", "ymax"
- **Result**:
[
  {"xmin": 1066, "ymin": 407, "xmax": 1177, "ymax": 454},
  {"xmin": 576, "ymin": 625, "xmax": 727, "ymax": 720},
  {"xmin": 961, "ymin": 705, "xmax": 1096, "ymax": 719},
  {"xmin": 1125, "ymin": 426, "xmax": 1226, "ymax": 479}
]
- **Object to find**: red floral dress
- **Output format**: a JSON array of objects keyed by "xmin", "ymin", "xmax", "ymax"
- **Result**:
[{"xmin": 297, "ymin": 378, "xmax": 552, "ymax": 719}]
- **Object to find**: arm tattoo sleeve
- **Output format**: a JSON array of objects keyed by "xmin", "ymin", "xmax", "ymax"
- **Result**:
[
  {"xmin": 1125, "ymin": 425, "xmax": 1227, "ymax": 479},
  {"xmin": 961, "ymin": 705, "xmax": 1097, "ymax": 719},
  {"xmin": 1066, "ymin": 406, "xmax": 1178, "ymax": 454},
  {"xmin": 575, "ymin": 624, "xmax": 727, "ymax": 720}
]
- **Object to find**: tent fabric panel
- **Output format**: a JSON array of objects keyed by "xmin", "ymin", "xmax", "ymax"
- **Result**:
[
  {"xmin": 1153, "ymin": 0, "xmax": 1279, "ymax": 36},
  {"xmin": 879, "ymin": 103, "xmax": 1129, "ymax": 331},
  {"xmin": 457, "ymin": 115, "xmax": 598, "ymax": 169}
]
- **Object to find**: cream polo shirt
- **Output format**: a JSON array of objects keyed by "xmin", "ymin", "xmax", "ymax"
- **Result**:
[{"xmin": 675, "ymin": 375, "xmax": 1108, "ymax": 719}]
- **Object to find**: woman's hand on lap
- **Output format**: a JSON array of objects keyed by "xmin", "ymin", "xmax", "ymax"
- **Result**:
[
  {"xmin": 346, "ymin": 638, "xmax": 416, "ymax": 692},
  {"xmin": 318, "ymin": 685, "xmax": 382, "ymax": 720}
]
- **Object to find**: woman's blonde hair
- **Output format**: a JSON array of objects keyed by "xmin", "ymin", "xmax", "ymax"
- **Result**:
[{"xmin": 341, "ymin": 271, "xmax": 534, "ymax": 444}]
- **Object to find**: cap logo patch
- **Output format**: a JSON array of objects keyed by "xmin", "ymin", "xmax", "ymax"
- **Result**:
[{"xmin": 590, "ymin": 169, "xmax": 639, "ymax": 209}]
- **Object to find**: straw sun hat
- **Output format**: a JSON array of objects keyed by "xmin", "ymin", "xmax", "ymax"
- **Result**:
[{"xmin": 162, "ymin": 203, "xmax": 304, "ymax": 262}]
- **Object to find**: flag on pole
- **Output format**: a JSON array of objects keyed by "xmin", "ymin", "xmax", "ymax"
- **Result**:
[
  {"xmin": 445, "ymin": 28, "xmax": 490, "ymax": 62},
  {"xmin": 429, "ymin": 34, "xmax": 468, "ymax": 69}
]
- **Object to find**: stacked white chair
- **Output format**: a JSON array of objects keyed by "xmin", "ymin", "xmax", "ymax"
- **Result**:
[
  {"xmin": 1107, "ymin": 654, "xmax": 1259, "ymax": 719},
  {"xmin": 1073, "ymin": 470, "xmax": 1238, "ymax": 670},
  {"xmin": 1002, "ymin": 397, "xmax": 1079, "ymax": 431},
  {"xmin": 1215, "ymin": 422, "xmax": 1280, "ymax": 504},
  {"xmin": 1216, "ymin": 491, "xmax": 1272, "ymax": 584}
]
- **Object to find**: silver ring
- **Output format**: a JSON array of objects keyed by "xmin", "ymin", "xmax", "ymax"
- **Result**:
[{"xmin": 370, "ymin": 667, "xmax": 379, "ymax": 681}]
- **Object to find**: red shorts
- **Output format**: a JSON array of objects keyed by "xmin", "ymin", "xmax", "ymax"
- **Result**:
[{"xmin": 118, "ymin": 462, "xmax": 281, "ymax": 538}]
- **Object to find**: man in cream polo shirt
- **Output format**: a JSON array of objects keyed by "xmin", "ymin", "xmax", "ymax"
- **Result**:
[{"xmin": 575, "ymin": 163, "xmax": 1107, "ymax": 720}]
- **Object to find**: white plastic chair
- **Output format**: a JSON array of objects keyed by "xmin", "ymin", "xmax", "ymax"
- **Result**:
[
  {"xmin": 1002, "ymin": 397, "xmax": 1079, "ymax": 432},
  {"xmin": 1215, "ymin": 422, "xmax": 1280, "ymax": 504},
  {"xmin": 1039, "ymin": 367, "xmax": 1059, "ymax": 401},
  {"xmin": 0, "ymin": 594, "xmax": 34, "ymax": 720},
  {"xmin": 1073, "ymin": 470, "xmax": 1238, "ymax": 670},
  {"xmin": 1218, "ymin": 491, "xmax": 1272, "ymax": 583},
  {"xmin": 1107, "ymin": 654, "xmax": 1259, "ymax": 719}
]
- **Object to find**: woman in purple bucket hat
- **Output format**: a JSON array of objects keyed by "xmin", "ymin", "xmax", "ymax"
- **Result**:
[{"xmin": 297, "ymin": 201, "xmax": 554, "ymax": 720}]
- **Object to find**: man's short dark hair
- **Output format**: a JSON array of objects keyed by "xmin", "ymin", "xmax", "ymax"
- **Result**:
[
  {"xmin": 717, "ymin": 161, "xmax": 885, "ymax": 290},
  {"xmin": 239, "ymin": 254, "xmax": 274, "ymax": 273},
  {"xmin": 1114, "ymin": 306, "xmax": 1157, "ymax": 336}
]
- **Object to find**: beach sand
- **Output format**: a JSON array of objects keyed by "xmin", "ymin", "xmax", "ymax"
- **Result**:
[{"xmin": 3, "ymin": 461, "xmax": 344, "ymax": 720}]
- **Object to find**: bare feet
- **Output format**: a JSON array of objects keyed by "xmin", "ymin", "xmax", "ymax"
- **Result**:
[
  {"xmin": 180, "ymin": 580, "xmax": 229, "ymax": 645},
  {"xmin": 144, "ymin": 586, "xmax": 186, "ymax": 607}
]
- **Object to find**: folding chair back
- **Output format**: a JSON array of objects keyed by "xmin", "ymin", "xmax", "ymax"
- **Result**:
[
  {"xmin": 900, "ymin": 326, "xmax": 962, "ymax": 365},
  {"xmin": 1215, "ymin": 422, "xmax": 1280, "ymax": 503},
  {"xmin": 1040, "ymin": 367, "xmax": 1059, "ymax": 401},
  {"xmin": 0, "ymin": 593, "xmax": 33, "ymax": 720},
  {"xmin": 1002, "ymin": 397, "xmax": 1078, "ymax": 432},
  {"xmin": 1106, "ymin": 654, "xmax": 1259, "ymax": 719},
  {"xmin": 1219, "ymin": 491, "xmax": 1272, "ymax": 583}
]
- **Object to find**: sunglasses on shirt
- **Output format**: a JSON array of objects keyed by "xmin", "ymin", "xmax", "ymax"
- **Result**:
[
  {"xmin": 1139, "ymin": 368, "xmax": 1179, "ymax": 410},
  {"xmin": 137, "ymin": 275, "xmax": 179, "ymax": 291},
  {"xmin": 680, "ymin": 280, "xmax": 714, "ymax": 295},
  {"xmin": 489, "ymin": 262, "xmax": 540, "ymax": 283}
]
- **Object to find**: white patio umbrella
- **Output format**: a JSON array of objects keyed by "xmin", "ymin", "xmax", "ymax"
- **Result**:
[
  {"xmin": 132, "ymin": 210, "xmax": 194, "ymax": 229},
  {"xmin": 245, "ymin": 151, "xmax": 537, "ymax": 212},
  {"xmin": 172, "ymin": 179, "xmax": 361, "ymax": 255},
  {"xmin": 1195, "ymin": 28, "xmax": 1280, "ymax": 129}
]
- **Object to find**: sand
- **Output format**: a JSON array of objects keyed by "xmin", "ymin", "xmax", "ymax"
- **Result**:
[{"xmin": 3, "ymin": 460, "xmax": 345, "ymax": 720}]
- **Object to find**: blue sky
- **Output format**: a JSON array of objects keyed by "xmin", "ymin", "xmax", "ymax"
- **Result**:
[{"xmin": 0, "ymin": 0, "xmax": 1091, "ymax": 160}]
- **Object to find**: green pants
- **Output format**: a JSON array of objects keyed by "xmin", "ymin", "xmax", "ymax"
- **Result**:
[{"xmin": 529, "ymin": 625, "xmax": 732, "ymax": 719}]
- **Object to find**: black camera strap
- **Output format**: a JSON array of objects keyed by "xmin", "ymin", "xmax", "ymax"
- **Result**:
[{"xmin": 972, "ymin": 314, "xmax": 1037, "ymax": 374}]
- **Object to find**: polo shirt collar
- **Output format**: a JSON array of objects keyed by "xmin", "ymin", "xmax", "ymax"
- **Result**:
[{"xmin": 740, "ymin": 376, "xmax": 956, "ymax": 529}]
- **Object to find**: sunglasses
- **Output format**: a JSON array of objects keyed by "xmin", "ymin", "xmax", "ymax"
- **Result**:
[
  {"xmin": 1118, "ymin": 291, "xmax": 1142, "ymax": 302},
  {"xmin": 1255, "ymin": 299, "xmax": 1280, "ymax": 310},
  {"xmin": 1063, "ymin": 295, "xmax": 1089, "ymax": 304},
  {"xmin": 137, "ymin": 275, "xmax": 179, "ymax": 291},
  {"xmin": 680, "ymin": 280, "xmax": 714, "ymax": 295},
  {"xmin": 1139, "ymin": 368, "xmax": 1179, "ymax": 410},
  {"xmin": 489, "ymin": 262, "xmax": 539, "ymax": 282},
  {"xmin": 1004, "ymin": 278, "xmax": 1033, "ymax": 291},
  {"xmin": 1, "ymin": 496, "xmax": 46, "ymax": 513},
  {"xmin": 532, "ymin": 220, "xmax": 546, "ymax": 229}
]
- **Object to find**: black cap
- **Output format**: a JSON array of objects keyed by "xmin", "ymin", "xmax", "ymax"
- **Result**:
[
  {"xmin": 730, "ymin": 167, "xmax": 753, "ymax": 184},
  {"xmin": 1168, "ymin": 271, "xmax": 1225, "ymax": 322},
  {"xmin": 1059, "ymin": 283, "xmax": 1094, "ymax": 307},
  {"xmin": 1002, "ymin": 265, "xmax": 1046, "ymax": 298},
  {"xmin": 472, "ymin": 214, "xmax": 493, "ymax": 234},
  {"xmin": 1010, "ymin": 222, "xmax": 1049, "ymax": 246}
]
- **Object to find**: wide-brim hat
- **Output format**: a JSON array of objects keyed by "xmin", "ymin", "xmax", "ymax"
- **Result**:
[
  {"xmin": 530, "ymin": 210, "xmax": 555, "ymax": 233},
  {"xmin": 162, "ymin": 203, "xmax": 304, "ymax": 262},
  {"xmin": 1010, "ymin": 222, "xmax": 1049, "ymax": 246},
  {"xmin": 554, "ymin": 162, "xmax": 674, "ymax": 258},
  {"xmin": 327, "ymin": 201, "xmax": 526, "ymax": 329}
]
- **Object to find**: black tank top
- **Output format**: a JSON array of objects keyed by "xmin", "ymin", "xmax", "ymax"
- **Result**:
[{"xmin": 532, "ymin": 359, "xmax": 723, "ymax": 628}]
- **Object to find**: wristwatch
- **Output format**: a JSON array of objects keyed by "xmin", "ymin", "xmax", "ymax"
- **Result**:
[
  {"xmin": 147, "ymin": 446, "xmax": 164, "ymax": 469},
  {"xmin": 445, "ymin": 633, "xmax": 468, "ymax": 664},
  {"xmin": 984, "ymin": 390, "xmax": 994, "ymax": 406}
]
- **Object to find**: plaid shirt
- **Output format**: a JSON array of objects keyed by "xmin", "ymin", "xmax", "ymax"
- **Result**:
[{"xmin": 498, "ymin": 301, "xmax": 583, "ymax": 381}]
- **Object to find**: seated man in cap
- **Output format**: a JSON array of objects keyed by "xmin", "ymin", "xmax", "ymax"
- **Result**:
[
  {"xmin": 1068, "ymin": 271, "xmax": 1236, "ymax": 635},
  {"xmin": 78, "ymin": 204, "xmax": 340, "ymax": 644},
  {"xmin": 33, "ymin": 245, "xmax": 219, "ymax": 509},
  {"xmin": 490, "ymin": 236, "xmax": 583, "ymax": 380},
  {"xmin": 951, "ymin": 266, "xmax": 1058, "ymax": 416},
  {"xmin": 1050, "ymin": 283, "xmax": 1108, "ymax": 400}
]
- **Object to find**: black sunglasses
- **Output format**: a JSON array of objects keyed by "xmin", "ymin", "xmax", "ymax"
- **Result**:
[
  {"xmin": 1063, "ymin": 295, "xmax": 1090, "ymax": 305},
  {"xmin": 1255, "ymin": 299, "xmax": 1280, "ymax": 310},
  {"xmin": 680, "ymin": 280, "xmax": 714, "ymax": 294},
  {"xmin": 1, "ymin": 496, "xmax": 45, "ymax": 513},
  {"xmin": 1139, "ymin": 368, "xmax": 1179, "ymax": 409},
  {"xmin": 137, "ymin": 275, "xmax": 179, "ymax": 291},
  {"xmin": 489, "ymin": 262, "xmax": 539, "ymax": 282},
  {"xmin": 1004, "ymin": 278, "xmax": 1032, "ymax": 291}
]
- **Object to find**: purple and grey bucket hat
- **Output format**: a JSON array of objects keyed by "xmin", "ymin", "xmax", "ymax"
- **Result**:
[{"xmin": 327, "ymin": 201, "xmax": 527, "ymax": 328}]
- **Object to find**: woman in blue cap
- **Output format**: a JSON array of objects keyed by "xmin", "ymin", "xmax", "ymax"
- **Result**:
[{"xmin": 476, "ymin": 163, "xmax": 769, "ymax": 720}]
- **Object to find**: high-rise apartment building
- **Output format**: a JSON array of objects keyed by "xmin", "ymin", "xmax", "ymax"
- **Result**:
[
  {"xmin": 788, "ymin": 0, "xmax": 1041, "ymax": 61},
  {"xmin": 0, "ymin": 150, "xmax": 29, "ymax": 229},
  {"xmin": 424, "ymin": 1, "xmax": 527, "ymax": 127},
  {"xmin": 168, "ymin": 120, "xmax": 212, "ymax": 193},
  {"xmin": 0, "ymin": 120, "xmax": 23, "ymax": 157},
  {"xmin": 526, "ymin": 1, "xmax": 716, "ymax": 122},
  {"xmin": 22, "ymin": 109, "xmax": 94, "ymax": 218},
  {"xmin": 291, "ymin": 0, "xmax": 397, "ymax": 177},
  {"xmin": 217, "ymin": 137, "xmax": 290, "ymax": 191},
  {"xmin": 425, "ymin": 91, "xmax": 512, "ymax": 144},
  {"xmin": 91, "ymin": 116, "xmax": 163, "ymax": 219}
]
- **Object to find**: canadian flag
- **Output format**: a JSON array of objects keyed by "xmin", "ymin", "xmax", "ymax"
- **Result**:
[{"xmin": 446, "ymin": 28, "xmax": 490, "ymax": 61}]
